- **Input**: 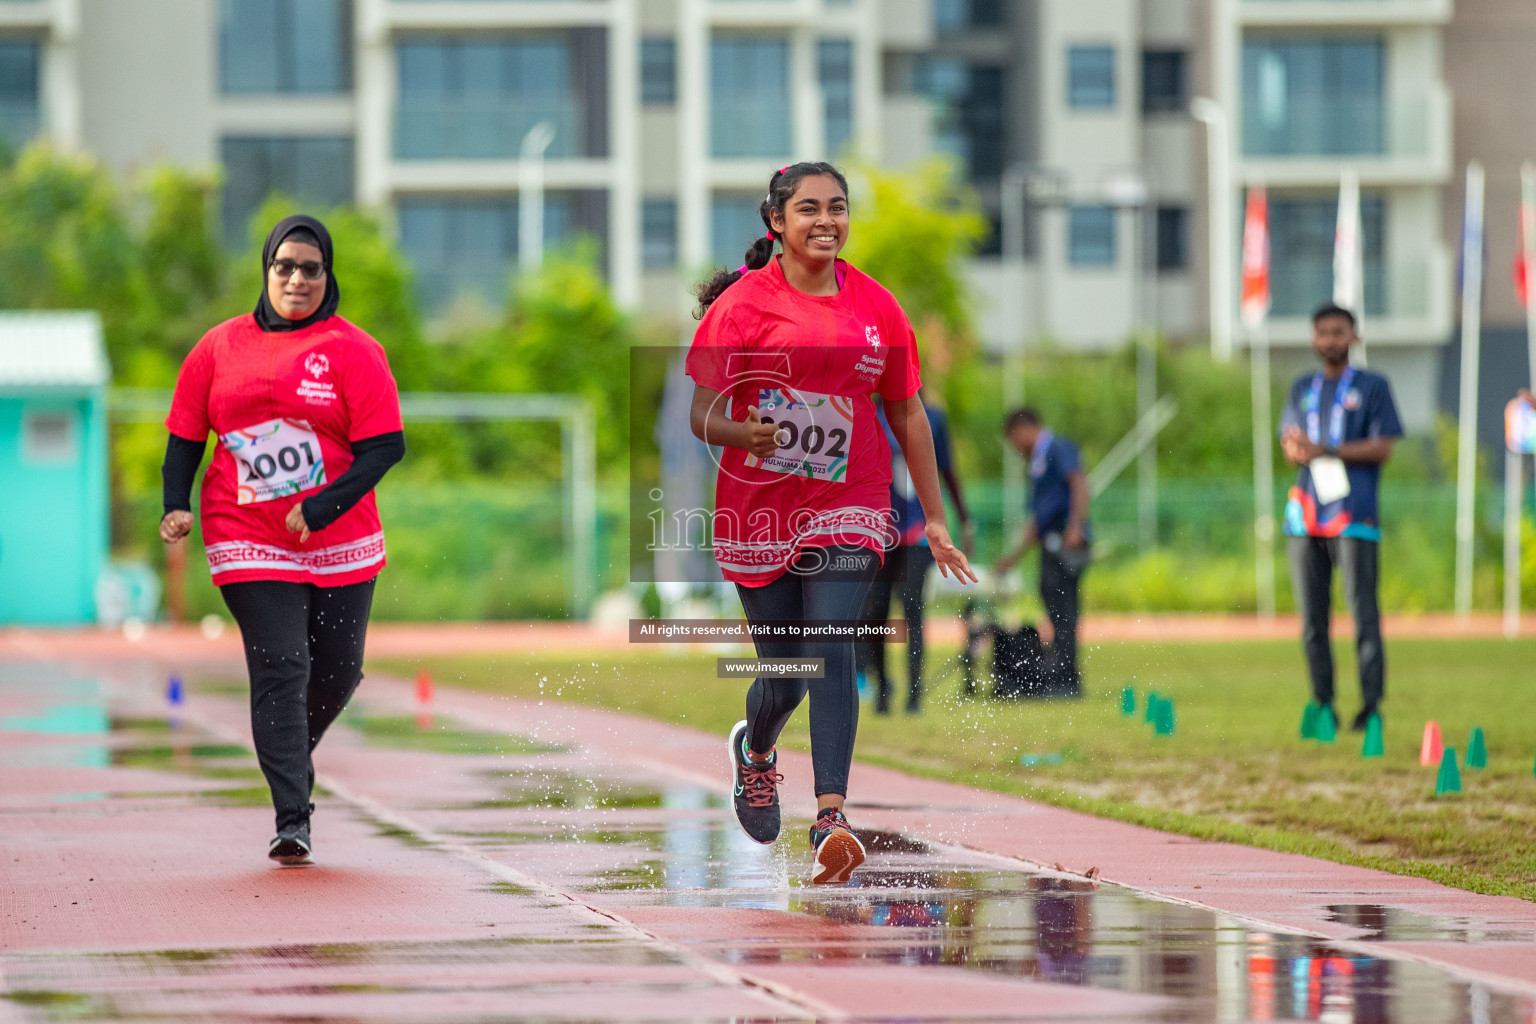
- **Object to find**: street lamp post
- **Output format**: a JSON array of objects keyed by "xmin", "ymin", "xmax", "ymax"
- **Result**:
[{"xmin": 519, "ymin": 121, "xmax": 557, "ymax": 274}]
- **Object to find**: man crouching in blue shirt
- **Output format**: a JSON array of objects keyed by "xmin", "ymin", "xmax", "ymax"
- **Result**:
[
  {"xmin": 1280, "ymin": 304, "xmax": 1403, "ymax": 734},
  {"xmin": 997, "ymin": 408, "xmax": 1091, "ymax": 696}
]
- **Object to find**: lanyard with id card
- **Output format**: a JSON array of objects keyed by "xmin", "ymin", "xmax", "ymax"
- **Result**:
[{"xmin": 1305, "ymin": 369, "xmax": 1354, "ymax": 505}]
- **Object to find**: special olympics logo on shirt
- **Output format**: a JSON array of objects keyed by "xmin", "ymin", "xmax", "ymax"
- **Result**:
[
  {"xmin": 304, "ymin": 352, "xmax": 331, "ymax": 378},
  {"xmin": 865, "ymin": 326, "xmax": 881, "ymax": 349}
]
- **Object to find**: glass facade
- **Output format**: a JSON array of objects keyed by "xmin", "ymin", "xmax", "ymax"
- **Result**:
[
  {"xmin": 640, "ymin": 38, "xmax": 676, "ymax": 105},
  {"xmin": 398, "ymin": 194, "xmax": 571, "ymax": 312},
  {"xmin": 934, "ymin": 0, "xmax": 1006, "ymax": 30},
  {"xmin": 711, "ymin": 192, "xmax": 764, "ymax": 269},
  {"xmin": 642, "ymin": 198, "xmax": 677, "ymax": 270},
  {"xmin": 219, "ymin": 0, "xmax": 351, "ymax": 94},
  {"xmin": 1242, "ymin": 36, "xmax": 1384, "ymax": 156},
  {"xmin": 710, "ymin": 34, "xmax": 790, "ymax": 159},
  {"xmin": 0, "ymin": 39, "xmax": 39, "ymax": 151},
  {"xmin": 221, "ymin": 136, "xmax": 354, "ymax": 244},
  {"xmin": 1142, "ymin": 50, "xmax": 1186, "ymax": 114},
  {"xmin": 1068, "ymin": 205, "xmax": 1116, "ymax": 266},
  {"xmin": 817, "ymin": 38, "xmax": 853, "ymax": 157},
  {"xmin": 1266, "ymin": 194, "xmax": 1385, "ymax": 317},
  {"xmin": 1068, "ymin": 46, "xmax": 1116, "ymax": 109},
  {"xmin": 396, "ymin": 32, "xmax": 607, "ymax": 160},
  {"xmin": 912, "ymin": 57, "xmax": 1004, "ymax": 181}
]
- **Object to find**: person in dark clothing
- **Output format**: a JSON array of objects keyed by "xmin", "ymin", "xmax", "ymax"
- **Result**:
[
  {"xmin": 996, "ymin": 408, "xmax": 1091, "ymax": 695},
  {"xmin": 160, "ymin": 215, "xmax": 405, "ymax": 865},
  {"xmin": 856, "ymin": 391, "xmax": 972, "ymax": 714},
  {"xmin": 1280, "ymin": 304, "xmax": 1402, "ymax": 733}
]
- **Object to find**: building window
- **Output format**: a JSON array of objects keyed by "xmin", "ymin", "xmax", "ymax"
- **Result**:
[
  {"xmin": 642, "ymin": 198, "xmax": 677, "ymax": 270},
  {"xmin": 1067, "ymin": 46, "xmax": 1115, "ymax": 109},
  {"xmin": 396, "ymin": 32, "xmax": 608, "ymax": 161},
  {"xmin": 711, "ymin": 192, "xmax": 764, "ymax": 269},
  {"xmin": 1242, "ymin": 37, "xmax": 1384, "ymax": 156},
  {"xmin": 0, "ymin": 38, "xmax": 39, "ymax": 152},
  {"xmin": 1142, "ymin": 50, "xmax": 1186, "ymax": 114},
  {"xmin": 219, "ymin": 0, "xmax": 351, "ymax": 94},
  {"xmin": 710, "ymin": 34, "xmax": 790, "ymax": 159},
  {"xmin": 818, "ymin": 38, "xmax": 853, "ymax": 156},
  {"xmin": 1155, "ymin": 206, "xmax": 1188, "ymax": 271},
  {"xmin": 912, "ymin": 57, "xmax": 1005, "ymax": 182},
  {"xmin": 221, "ymin": 136, "xmax": 354, "ymax": 244},
  {"xmin": 397, "ymin": 192, "xmax": 607, "ymax": 313},
  {"xmin": 1068, "ymin": 205, "xmax": 1116, "ymax": 266},
  {"xmin": 640, "ymin": 38, "xmax": 675, "ymax": 105},
  {"xmin": 22, "ymin": 410, "xmax": 75, "ymax": 463},
  {"xmin": 934, "ymin": 0, "xmax": 1006, "ymax": 30},
  {"xmin": 1268, "ymin": 194, "xmax": 1384, "ymax": 316}
]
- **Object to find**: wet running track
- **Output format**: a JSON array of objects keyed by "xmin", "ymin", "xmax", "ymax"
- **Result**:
[{"xmin": 5, "ymin": 652, "xmax": 1536, "ymax": 1022}]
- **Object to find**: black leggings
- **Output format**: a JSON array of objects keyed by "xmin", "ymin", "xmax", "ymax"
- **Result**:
[
  {"xmin": 221, "ymin": 579, "xmax": 376, "ymax": 832},
  {"xmin": 735, "ymin": 545, "xmax": 876, "ymax": 797}
]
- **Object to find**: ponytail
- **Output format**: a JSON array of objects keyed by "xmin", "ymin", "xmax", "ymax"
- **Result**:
[{"xmin": 693, "ymin": 161, "xmax": 849, "ymax": 319}]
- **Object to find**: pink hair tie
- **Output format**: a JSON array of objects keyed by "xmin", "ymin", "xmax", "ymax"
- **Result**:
[{"xmin": 736, "ymin": 265, "xmax": 750, "ymax": 274}]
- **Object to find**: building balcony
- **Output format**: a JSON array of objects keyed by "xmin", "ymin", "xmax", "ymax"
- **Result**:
[
  {"xmin": 385, "ymin": 2, "xmax": 612, "ymax": 30},
  {"xmin": 1238, "ymin": 0, "xmax": 1451, "ymax": 27},
  {"xmin": 1240, "ymin": 86, "xmax": 1450, "ymax": 187}
]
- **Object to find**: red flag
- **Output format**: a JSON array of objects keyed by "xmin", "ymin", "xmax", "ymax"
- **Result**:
[{"xmin": 1241, "ymin": 186, "xmax": 1270, "ymax": 331}]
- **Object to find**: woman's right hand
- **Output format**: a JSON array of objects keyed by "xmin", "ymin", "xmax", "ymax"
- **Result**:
[
  {"xmin": 743, "ymin": 406, "xmax": 781, "ymax": 458},
  {"xmin": 160, "ymin": 510, "xmax": 193, "ymax": 543}
]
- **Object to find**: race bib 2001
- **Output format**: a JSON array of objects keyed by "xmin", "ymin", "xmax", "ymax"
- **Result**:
[
  {"xmin": 220, "ymin": 417, "xmax": 327, "ymax": 505},
  {"xmin": 745, "ymin": 387, "xmax": 854, "ymax": 482}
]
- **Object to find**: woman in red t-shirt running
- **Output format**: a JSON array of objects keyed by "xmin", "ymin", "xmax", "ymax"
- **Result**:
[
  {"xmin": 687, "ymin": 162, "xmax": 976, "ymax": 884},
  {"xmin": 159, "ymin": 215, "xmax": 405, "ymax": 866}
]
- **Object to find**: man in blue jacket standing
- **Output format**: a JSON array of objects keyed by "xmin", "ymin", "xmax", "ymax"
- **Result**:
[{"xmin": 1280, "ymin": 304, "xmax": 1403, "ymax": 733}]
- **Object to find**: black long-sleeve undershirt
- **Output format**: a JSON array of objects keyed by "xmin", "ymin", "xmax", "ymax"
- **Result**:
[{"xmin": 161, "ymin": 431, "xmax": 406, "ymax": 531}]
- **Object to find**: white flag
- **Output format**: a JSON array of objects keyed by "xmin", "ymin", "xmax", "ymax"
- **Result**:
[{"xmin": 1333, "ymin": 170, "xmax": 1363, "ymax": 318}]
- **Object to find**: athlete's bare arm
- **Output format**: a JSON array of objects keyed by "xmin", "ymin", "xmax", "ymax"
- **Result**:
[
  {"xmin": 690, "ymin": 385, "xmax": 779, "ymax": 457},
  {"xmin": 884, "ymin": 394, "xmax": 978, "ymax": 585},
  {"xmin": 1064, "ymin": 470, "xmax": 1090, "ymax": 549}
]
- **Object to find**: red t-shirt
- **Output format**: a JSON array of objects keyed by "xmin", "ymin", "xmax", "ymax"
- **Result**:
[
  {"xmin": 166, "ymin": 313, "xmax": 403, "ymax": 587},
  {"xmin": 685, "ymin": 257, "xmax": 921, "ymax": 586}
]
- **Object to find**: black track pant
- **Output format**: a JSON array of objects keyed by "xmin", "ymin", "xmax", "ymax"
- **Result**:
[
  {"xmin": 735, "ymin": 545, "xmax": 876, "ymax": 797},
  {"xmin": 1287, "ymin": 535, "xmax": 1384, "ymax": 710},
  {"xmin": 221, "ymin": 579, "xmax": 376, "ymax": 832},
  {"xmin": 855, "ymin": 544, "xmax": 935, "ymax": 713}
]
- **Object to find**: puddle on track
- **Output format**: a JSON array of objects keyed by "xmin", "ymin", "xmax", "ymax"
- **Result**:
[{"xmin": 5, "ymin": 665, "xmax": 1536, "ymax": 1023}]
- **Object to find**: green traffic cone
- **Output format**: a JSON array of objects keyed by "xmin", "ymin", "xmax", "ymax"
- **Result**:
[
  {"xmin": 1154, "ymin": 699, "xmax": 1176, "ymax": 736},
  {"xmin": 1467, "ymin": 728, "xmax": 1487, "ymax": 769},
  {"xmin": 1301, "ymin": 702, "xmax": 1319, "ymax": 740},
  {"xmin": 1314, "ymin": 705, "xmax": 1337, "ymax": 744},
  {"xmin": 1121, "ymin": 687, "xmax": 1136, "ymax": 716},
  {"xmin": 1362, "ymin": 713, "xmax": 1384, "ymax": 758},
  {"xmin": 1435, "ymin": 747, "xmax": 1462, "ymax": 795},
  {"xmin": 1145, "ymin": 691, "xmax": 1160, "ymax": 723}
]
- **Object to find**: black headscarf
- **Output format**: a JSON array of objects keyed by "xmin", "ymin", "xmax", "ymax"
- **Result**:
[{"xmin": 254, "ymin": 214, "xmax": 341, "ymax": 333}]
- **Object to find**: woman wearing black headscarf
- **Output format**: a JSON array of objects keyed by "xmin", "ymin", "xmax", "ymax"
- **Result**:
[{"xmin": 159, "ymin": 215, "xmax": 406, "ymax": 865}]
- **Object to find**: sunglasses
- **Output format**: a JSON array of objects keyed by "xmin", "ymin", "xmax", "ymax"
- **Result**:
[{"xmin": 270, "ymin": 258, "xmax": 326, "ymax": 281}]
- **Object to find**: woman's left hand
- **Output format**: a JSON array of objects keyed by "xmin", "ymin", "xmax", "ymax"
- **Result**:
[
  {"xmin": 285, "ymin": 503, "xmax": 311, "ymax": 543},
  {"xmin": 925, "ymin": 521, "xmax": 979, "ymax": 585}
]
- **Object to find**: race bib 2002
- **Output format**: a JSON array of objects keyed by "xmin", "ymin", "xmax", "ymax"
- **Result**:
[
  {"xmin": 220, "ymin": 417, "xmax": 328, "ymax": 505},
  {"xmin": 745, "ymin": 387, "xmax": 854, "ymax": 482}
]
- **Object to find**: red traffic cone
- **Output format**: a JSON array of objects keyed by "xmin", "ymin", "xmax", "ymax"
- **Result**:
[
  {"xmin": 1419, "ymin": 720, "xmax": 1443, "ymax": 767},
  {"xmin": 416, "ymin": 669, "xmax": 434, "ymax": 705}
]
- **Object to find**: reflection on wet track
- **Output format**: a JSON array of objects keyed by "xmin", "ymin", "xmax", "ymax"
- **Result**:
[{"xmin": 3, "ymin": 664, "xmax": 1534, "ymax": 1023}]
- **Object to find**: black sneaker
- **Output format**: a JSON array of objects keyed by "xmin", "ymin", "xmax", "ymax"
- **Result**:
[
  {"xmin": 728, "ymin": 720, "xmax": 782, "ymax": 844},
  {"xmin": 809, "ymin": 808, "xmax": 866, "ymax": 885},
  {"xmin": 268, "ymin": 822, "xmax": 312, "ymax": 866}
]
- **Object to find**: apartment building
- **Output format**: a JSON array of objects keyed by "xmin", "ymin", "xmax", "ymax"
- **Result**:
[{"xmin": 0, "ymin": 0, "xmax": 1476, "ymax": 421}]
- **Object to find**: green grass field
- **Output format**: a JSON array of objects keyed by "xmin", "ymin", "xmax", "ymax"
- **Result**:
[{"xmin": 375, "ymin": 636, "xmax": 1536, "ymax": 901}]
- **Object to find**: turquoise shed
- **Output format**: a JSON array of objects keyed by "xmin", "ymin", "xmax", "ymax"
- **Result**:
[{"xmin": 0, "ymin": 312, "xmax": 110, "ymax": 625}]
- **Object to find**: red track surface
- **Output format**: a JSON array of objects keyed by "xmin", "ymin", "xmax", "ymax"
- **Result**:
[{"xmin": 5, "ymin": 632, "xmax": 1536, "ymax": 1021}]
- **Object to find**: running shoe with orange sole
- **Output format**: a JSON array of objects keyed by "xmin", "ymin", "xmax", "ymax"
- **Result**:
[{"xmin": 809, "ymin": 807, "xmax": 865, "ymax": 884}]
